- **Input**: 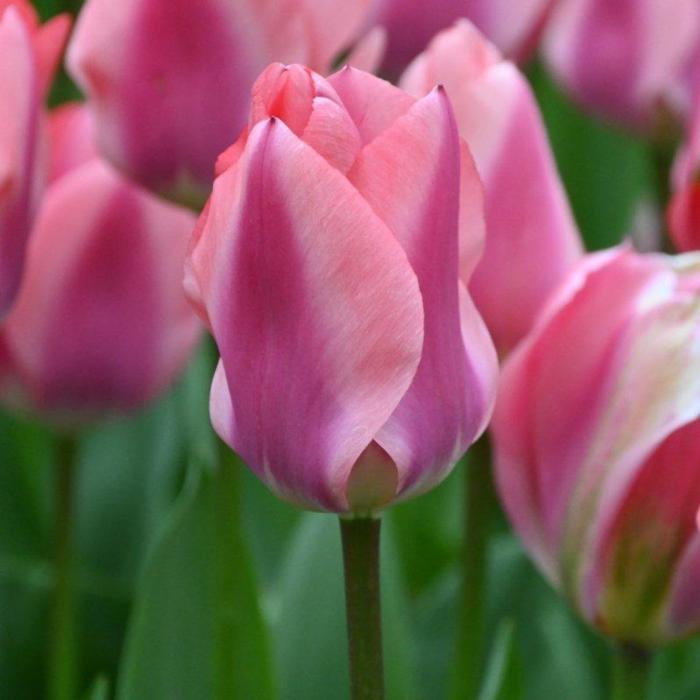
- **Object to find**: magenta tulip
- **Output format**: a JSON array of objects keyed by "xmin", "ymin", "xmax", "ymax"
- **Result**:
[
  {"xmin": 669, "ymin": 98, "xmax": 700, "ymax": 252},
  {"xmin": 543, "ymin": 0, "xmax": 700, "ymax": 128},
  {"xmin": 0, "ymin": 3, "xmax": 69, "ymax": 315},
  {"xmin": 366, "ymin": 0, "xmax": 554, "ymax": 75},
  {"xmin": 66, "ymin": 0, "xmax": 379, "ymax": 207},
  {"xmin": 401, "ymin": 21, "xmax": 582, "ymax": 356},
  {"xmin": 493, "ymin": 247, "xmax": 700, "ymax": 645},
  {"xmin": 0, "ymin": 146, "xmax": 201, "ymax": 423},
  {"xmin": 186, "ymin": 63, "xmax": 498, "ymax": 514}
]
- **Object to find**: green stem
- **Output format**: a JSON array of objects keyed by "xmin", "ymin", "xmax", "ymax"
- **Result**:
[
  {"xmin": 340, "ymin": 517, "xmax": 384, "ymax": 700},
  {"xmin": 48, "ymin": 434, "xmax": 79, "ymax": 700},
  {"xmin": 611, "ymin": 644, "xmax": 651, "ymax": 700},
  {"xmin": 450, "ymin": 436, "xmax": 495, "ymax": 700}
]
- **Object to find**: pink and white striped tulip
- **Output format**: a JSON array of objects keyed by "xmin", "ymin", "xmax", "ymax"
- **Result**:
[
  {"xmin": 0, "ymin": 3, "xmax": 70, "ymax": 315},
  {"xmin": 186, "ymin": 63, "xmax": 498, "ymax": 514},
  {"xmin": 493, "ymin": 247, "xmax": 700, "ymax": 645},
  {"xmin": 66, "ymin": 0, "xmax": 380, "ymax": 208},
  {"xmin": 543, "ymin": 0, "xmax": 700, "ymax": 128},
  {"xmin": 669, "ymin": 97, "xmax": 700, "ymax": 252},
  {"xmin": 366, "ymin": 0, "xmax": 553, "ymax": 75},
  {"xmin": 401, "ymin": 21, "xmax": 582, "ymax": 356},
  {"xmin": 0, "ymin": 153, "xmax": 201, "ymax": 424}
]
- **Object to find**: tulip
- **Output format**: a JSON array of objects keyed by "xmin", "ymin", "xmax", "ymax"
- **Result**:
[
  {"xmin": 186, "ymin": 63, "xmax": 498, "ymax": 514},
  {"xmin": 366, "ymin": 0, "xmax": 554, "ymax": 75},
  {"xmin": 401, "ymin": 21, "xmax": 582, "ymax": 356},
  {"xmin": 66, "ymin": 0, "xmax": 380, "ymax": 208},
  {"xmin": 0, "ymin": 4, "xmax": 70, "ymax": 315},
  {"xmin": 48, "ymin": 102, "xmax": 98, "ymax": 184},
  {"xmin": 543, "ymin": 0, "xmax": 700, "ymax": 128},
  {"xmin": 668, "ymin": 98, "xmax": 700, "ymax": 252},
  {"xmin": 492, "ymin": 246, "xmax": 700, "ymax": 646},
  {"xmin": 0, "ymin": 154, "xmax": 201, "ymax": 424}
]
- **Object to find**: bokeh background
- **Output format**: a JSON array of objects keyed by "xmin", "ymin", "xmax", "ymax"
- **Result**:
[{"xmin": 2, "ymin": 1, "xmax": 697, "ymax": 699}]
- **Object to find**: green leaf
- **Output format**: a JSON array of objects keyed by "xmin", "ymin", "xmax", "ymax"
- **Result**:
[
  {"xmin": 116, "ymin": 461, "xmax": 275, "ymax": 700},
  {"xmin": 274, "ymin": 513, "xmax": 416, "ymax": 700},
  {"xmin": 477, "ymin": 620, "xmax": 523, "ymax": 700},
  {"xmin": 528, "ymin": 61, "xmax": 654, "ymax": 251},
  {"xmin": 83, "ymin": 676, "xmax": 109, "ymax": 700}
]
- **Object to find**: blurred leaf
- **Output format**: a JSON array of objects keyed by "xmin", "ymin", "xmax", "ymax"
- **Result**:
[
  {"xmin": 274, "ymin": 513, "xmax": 416, "ymax": 700},
  {"xmin": 477, "ymin": 620, "xmax": 523, "ymax": 700},
  {"xmin": 83, "ymin": 676, "xmax": 109, "ymax": 700},
  {"xmin": 528, "ymin": 61, "xmax": 654, "ymax": 251},
  {"xmin": 116, "ymin": 461, "xmax": 274, "ymax": 700}
]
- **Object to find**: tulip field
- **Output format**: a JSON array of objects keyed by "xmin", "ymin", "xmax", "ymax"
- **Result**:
[{"xmin": 3, "ymin": 1, "xmax": 700, "ymax": 699}]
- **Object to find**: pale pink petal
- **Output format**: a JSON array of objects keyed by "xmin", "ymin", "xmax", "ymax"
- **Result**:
[
  {"xmin": 327, "ymin": 66, "xmax": 415, "ymax": 144},
  {"xmin": 345, "ymin": 26, "xmax": 386, "ymax": 74},
  {"xmin": 346, "ymin": 88, "xmax": 496, "ymax": 498},
  {"xmin": 199, "ymin": 119, "xmax": 424, "ymax": 512},
  {"xmin": 48, "ymin": 102, "xmax": 98, "ymax": 183}
]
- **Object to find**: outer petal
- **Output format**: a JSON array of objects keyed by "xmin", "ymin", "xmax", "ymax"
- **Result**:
[
  {"xmin": 401, "ymin": 20, "xmax": 582, "ymax": 355},
  {"xmin": 1, "ymin": 159, "xmax": 200, "ymax": 421},
  {"xmin": 0, "ymin": 7, "xmax": 44, "ymax": 315},
  {"xmin": 67, "ymin": 0, "xmax": 263, "ymax": 203},
  {"xmin": 492, "ymin": 248, "xmax": 678, "ymax": 579},
  {"xmin": 346, "ymin": 88, "xmax": 497, "ymax": 498},
  {"xmin": 198, "ymin": 119, "xmax": 424, "ymax": 512},
  {"xmin": 48, "ymin": 102, "xmax": 98, "ymax": 183},
  {"xmin": 543, "ymin": 0, "xmax": 700, "ymax": 127}
]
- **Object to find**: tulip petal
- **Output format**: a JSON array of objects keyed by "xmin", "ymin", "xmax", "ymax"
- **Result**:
[
  {"xmin": 202, "ymin": 118, "xmax": 424, "ymax": 512},
  {"xmin": 346, "ymin": 88, "xmax": 496, "ymax": 498},
  {"xmin": 328, "ymin": 66, "xmax": 415, "ymax": 144}
]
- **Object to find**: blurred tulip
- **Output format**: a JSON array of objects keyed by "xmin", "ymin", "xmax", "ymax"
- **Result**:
[
  {"xmin": 66, "ymin": 0, "xmax": 380, "ymax": 208},
  {"xmin": 0, "ymin": 4, "xmax": 70, "ymax": 315},
  {"xmin": 366, "ymin": 0, "xmax": 554, "ymax": 75},
  {"xmin": 493, "ymin": 247, "xmax": 700, "ymax": 646},
  {"xmin": 48, "ymin": 102, "xmax": 98, "ymax": 183},
  {"xmin": 543, "ymin": 0, "xmax": 700, "ymax": 128},
  {"xmin": 186, "ymin": 63, "xmax": 498, "ymax": 514},
  {"xmin": 0, "ymin": 156, "xmax": 201, "ymax": 424},
  {"xmin": 669, "ymin": 97, "xmax": 700, "ymax": 252},
  {"xmin": 401, "ymin": 21, "xmax": 582, "ymax": 356}
]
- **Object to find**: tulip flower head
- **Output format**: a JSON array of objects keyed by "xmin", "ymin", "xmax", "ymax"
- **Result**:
[
  {"xmin": 0, "ymin": 107, "xmax": 201, "ymax": 426},
  {"xmin": 186, "ymin": 63, "xmax": 498, "ymax": 514},
  {"xmin": 493, "ymin": 247, "xmax": 700, "ymax": 646},
  {"xmin": 543, "ymin": 0, "xmax": 700, "ymax": 129},
  {"xmin": 67, "ymin": 0, "xmax": 381, "ymax": 207},
  {"xmin": 401, "ymin": 20, "xmax": 582, "ymax": 356},
  {"xmin": 0, "ymin": 3, "xmax": 70, "ymax": 315}
]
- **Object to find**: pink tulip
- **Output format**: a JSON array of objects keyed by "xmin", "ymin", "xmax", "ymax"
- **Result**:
[
  {"xmin": 493, "ymin": 247, "xmax": 700, "ymax": 645},
  {"xmin": 401, "ymin": 21, "xmax": 582, "ymax": 356},
  {"xmin": 543, "ymin": 0, "xmax": 700, "ymax": 128},
  {"xmin": 66, "ymin": 0, "xmax": 380, "ymax": 208},
  {"xmin": 0, "ymin": 4, "xmax": 70, "ymax": 315},
  {"xmin": 366, "ymin": 0, "xmax": 554, "ymax": 75},
  {"xmin": 48, "ymin": 102, "xmax": 98, "ymax": 184},
  {"xmin": 668, "ymin": 97, "xmax": 700, "ymax": 252},
  {"xmin": 0, "ymin": 155, "xmax": 201, "ymax": 424},
  {"xmin": 186, "ymin": 63, "xmax": 498, "ymax": 514}
]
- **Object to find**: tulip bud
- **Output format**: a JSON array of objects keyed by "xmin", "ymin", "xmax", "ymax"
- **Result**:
[
  {"xmin": 186, "ymin": 63, "xmax": 498, "ymax": 514},
  {"xmin": 366, "ymin": 0, "xmax": 553, "ymax": 76},
  {"xmin": 0, "ymin": 4, "xmax": 70, "ymax": 315},
  {"xmin": 401, "ymin": 21, "xmax": 582, "ymax": 356},
  {"xmin": 493, "ymin": 247, "xmax": 700, "ymax": 646},
  {"xmin": 669, "ymin": 98, "xmax": 700, "ymax": 252},
  {"xmin": 0, "ymin": 152, "xmax": 201, "ymax": 425},
  {"xmin": 66, "ymin": 0, "xmax": 378, "ymax": 208},
  {"xmin": 543, "ymin": 0, "xmax": 700, "ymax": 129}
]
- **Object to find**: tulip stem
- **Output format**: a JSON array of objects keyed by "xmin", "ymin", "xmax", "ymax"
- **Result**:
[
  {"xmin": 451, "ymin": 436, "xmax": 495, "ymax": 700},
  {"xmin": 49, "ymin": 434, "xmax": 79, "ymax": 700},
  {"xmin": 340, "ymin": 516, "xmax": 384, "ymax": 700},
  {"xmin": 611, "ymin": 644, "xmax": 650, "ymax": 700}
]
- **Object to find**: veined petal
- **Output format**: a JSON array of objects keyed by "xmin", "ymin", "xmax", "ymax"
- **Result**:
[
  {"xmin": 203, "ymin": 118, "xmax": 424, "ymax": 512},
  {"xmin": 347, "ymin": 87, "xmax": 496, "ymax": 498}
]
